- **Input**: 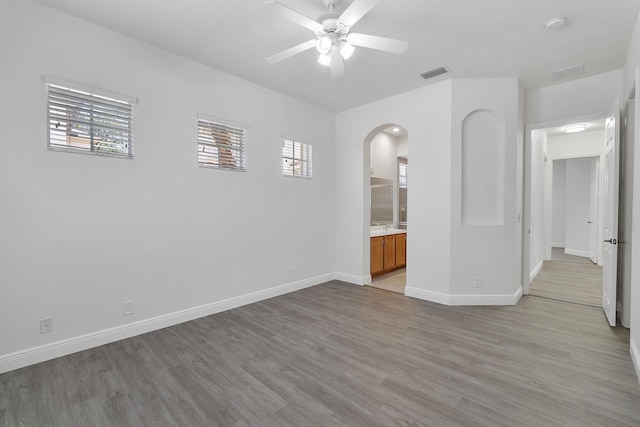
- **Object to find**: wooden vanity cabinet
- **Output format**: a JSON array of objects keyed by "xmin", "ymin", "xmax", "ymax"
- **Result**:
[
  {"xmin": 370, "ymin": 233, "xmax": 406, "ymax": 276},
  {"xmin": 370, "ymin": 236, "xmax": 385, "ymax": 275},
  {"xmin": 395, "ymin": 233, "xmax": 406, "ymax": 267}
]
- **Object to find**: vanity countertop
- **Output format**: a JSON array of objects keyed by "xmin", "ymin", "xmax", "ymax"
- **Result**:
[{"xmin": 370, "ymin": 228, "xmax": 406, "ymax": 237}]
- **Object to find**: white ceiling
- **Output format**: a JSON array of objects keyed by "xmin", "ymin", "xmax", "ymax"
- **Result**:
[{"xmin": 33, "ymin": 0, "xmax": 640, "ymax": 112}]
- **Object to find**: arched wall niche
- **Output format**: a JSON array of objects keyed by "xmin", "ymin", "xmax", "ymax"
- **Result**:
[{"xmin": 461, "ymin": 109, "xmax": 506, "ymax": 225}]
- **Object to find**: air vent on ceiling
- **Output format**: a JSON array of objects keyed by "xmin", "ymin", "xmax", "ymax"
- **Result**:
[
  {"xmin": 550, "ymin": 64, "xmax": 584, "ymax": 81},
  {"xmin": 420, "ymin": 66, "xmax": 450, "ymax": 81}
]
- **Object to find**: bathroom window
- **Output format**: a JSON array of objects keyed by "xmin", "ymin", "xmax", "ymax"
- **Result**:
[
  {"xmin": 47, "ymin": 80, "xmax": 135, "ymax": 158},
  {"xmin": 282, "ymin": 138, "xmax": 312, "ymax": 178},
  {"xmin": 198, "ymin": 116, "xmax": 246, "ymax": 171}
]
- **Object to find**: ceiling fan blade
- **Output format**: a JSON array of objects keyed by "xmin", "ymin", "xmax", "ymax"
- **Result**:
[
  {"xmin": 265, "ymin": 1, "xmax": 323, "ymax": 33},
  {"xmin": 346, "ymin": 33, "xmax": 408, "ymax": 54},
  {"xmin": 266, "ymin": 39, "xmax": 318, "ymax": 64},
  {"xmin": 330, "ymin": 48, "xmax": 344, "ymax": 80},
  {"xmin": 338, "ymin": 0, "xmax": 382, "ymax": 27}
]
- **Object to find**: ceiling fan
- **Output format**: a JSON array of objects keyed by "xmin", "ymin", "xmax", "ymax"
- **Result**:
[{"xmin": 265, "ymin": 0, "xmax": 408, "ymax": 79}]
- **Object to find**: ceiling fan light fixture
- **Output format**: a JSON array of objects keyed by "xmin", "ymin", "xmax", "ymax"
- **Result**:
[
  {"xmin": 339, "ymin": 40, "xmax": 354, "ymax": 60},
  {"xmin": 318, "ymin": 53, "xmax": 331, "ymax": 66},
  {"xmin": 316, "ymin": 36, "xmax": 332, "ymax": 54}
]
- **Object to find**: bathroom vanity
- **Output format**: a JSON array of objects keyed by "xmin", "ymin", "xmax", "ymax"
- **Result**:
[{"xmin": 370, "ymin": 229, "xmax": 406, "ymax": 276}]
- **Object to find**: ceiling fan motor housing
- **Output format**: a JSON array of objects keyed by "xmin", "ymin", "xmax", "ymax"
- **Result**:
[{"xmin": 265, "ymin": 0, "xmax": 409, "ymax": 79}]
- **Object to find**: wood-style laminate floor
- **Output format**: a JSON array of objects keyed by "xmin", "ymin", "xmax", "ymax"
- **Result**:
[
  {"xmin": 530, "ymin": 249, "xmax": 602, "ymax": 307},
  {"xmin": 2, "ymin": 282, "xmax": 639, "ymax": 426}
]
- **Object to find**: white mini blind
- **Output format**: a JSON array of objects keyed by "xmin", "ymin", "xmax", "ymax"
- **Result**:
[
  {"xmin": 282, "ymin": 138, "xmax": 312, "ymax": 178},
  {"xmin": 47, "ymin": 84, "xmax": 134, "ymax": 158},
  {"xmin": 197, "ymin": 118, "xmax": 246, "ymax": 171}
]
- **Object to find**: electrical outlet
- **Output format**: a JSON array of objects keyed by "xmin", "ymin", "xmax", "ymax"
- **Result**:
[
  {"xmin": 475, "ymin": 277, "xmax": 483, "ymax": 288},
  {"xmin": 123, "ymin": 301, "xmax": 134, "ymax": 315},
  {"xmin": 40, "ymin": 318, "xmax": 52, "ymax": 334},
  {"xmin": 290, "ymin": 267, "xmax": 295, "ymax": 277}
]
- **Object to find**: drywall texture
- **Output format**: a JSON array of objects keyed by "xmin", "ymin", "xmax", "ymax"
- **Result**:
[
  {"xmin": 461, "ymin": 110, "xmax": 506, "ymax": 226},
  {"xmin": 525, "ymin": 70, "xmax": 623, "ymax": 125},
  {"xmin": 370, "ymin": 133, "xmax": 398, "ymax": 181},
  {"xmin": 547, "ymin": 130, "xmax": 606, "ymax": 160},
  {"xmin": 450, "ymin": 79, "xmax": 523, "ymax": 302},
  {"xmin": 334, "ymin": 81, "xmax": 453, "ymax": 294},
  {"xmin": 0, "ymin": 0, "xmax": 335, "ymax": 363},
  {"xmin": 564, "ymin": 158, "xmax": 594, "ymax": 257}
]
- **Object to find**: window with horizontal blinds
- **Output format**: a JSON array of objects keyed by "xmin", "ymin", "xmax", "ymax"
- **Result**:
[
  {"xmin": 47, "ymin": 84, "xmax": 134, "ymax": 158},
  {"xmin": 282, "ymin": 138, "xmax": 312, "ymax": 178},
  {"xmin": 197, "ymin": 118, "xmax": 246, "ymax": 171}
]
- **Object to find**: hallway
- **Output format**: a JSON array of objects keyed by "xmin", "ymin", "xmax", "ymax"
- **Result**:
[{"xmin": 529, "ymin": 248, "xmax": 602, "ymax": 307}]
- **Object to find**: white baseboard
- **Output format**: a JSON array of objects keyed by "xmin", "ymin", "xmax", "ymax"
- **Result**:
[
  {"xmin": 552, "ymin": 243, "xmax": 565, "ymax": 248},
  {"xmin": 631, "ymin": 338, "xmax": 640, "ymax": 385},
  {"xmin": 0, "ymin": 273, "xmax": 333, "ymax": 374},
  {"xmin": 564, "ymin": 248, "xmax": 590, "ymax": 258},
  {"xmin": 448, "ymin": 287, "xmax": 523, "ymax": 306},
  {"xmin": 405, "ymin": 286, "xmax": 522, "ymax": 306},
  {"xmin": 530, "ymin": 260, "xmax": 543, "ymax": 283},
  {"xmin": 405, "ymin": 287, "xmax": 451, "ymax": 305},
  {"xmin": 333, "ymin": 272, "xmax": 366, "ymax": 286}
]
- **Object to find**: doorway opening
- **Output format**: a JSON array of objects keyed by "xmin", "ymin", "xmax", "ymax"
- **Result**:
[
  {"xmin": 366, "ymin": 125, "xmax": 408, "ymax": 294},
  {"xmin": 527, "ymin": 116, "xmax": 609, "ymax": 309}
]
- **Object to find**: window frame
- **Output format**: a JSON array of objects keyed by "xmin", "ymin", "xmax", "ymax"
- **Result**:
[
  {"xmin": 197, "ymin": 114, "xmax": 248, "ymax": 172},
  {"xmin": 282, "ymin": 136, "xmax": 313, "ymax": 179},
  {"xmin": 45, "ymin": 76, "xmax": 136, "ymax": 159}
]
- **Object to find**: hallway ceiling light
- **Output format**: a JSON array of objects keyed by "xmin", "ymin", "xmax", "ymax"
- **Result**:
[
  {"xmin": 392, "ymin": 127, "xmax": 400, "ymax": 132},
  {"xmin": 564, "ymin": 123, "xmax": 587, "ymax": 133}
]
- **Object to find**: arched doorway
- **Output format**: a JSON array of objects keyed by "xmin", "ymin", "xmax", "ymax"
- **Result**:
[{"xmin": 364, "ymin": 124, "xmax": 408, "ymax": 294}]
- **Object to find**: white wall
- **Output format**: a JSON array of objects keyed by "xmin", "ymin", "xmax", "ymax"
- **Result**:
[
  {"xmin": 370, "ymin": 133, "xmax": 398, "ymax": 181},
  {"xmin": 526, "ymin": 70, "xmax": 623, "ymax": 125},
  {"xmin": 0, "ymin": 0, "xmax": 335, "ymax": 372},
  {"xmin": 397, "ymin": 135, "xmax": 409, "ymax": 158},
  {"xmin": 547, "ymin": 130, "xmax": 606, "ymax": 160},
  {"xmin": 552, "ymin": 160, "xmax": 567, "ymax": 247},
  {"xmin": 564, "ymin": 158, "xmax": 594, "ymax": 257},
  {"xmin": 335, "ymin": 77, "xmax": 523, "ymax": 305},
  {"xmin": 623, "ymin": 10, "xmax": 640, "ymax": 381},
  {"xmin": 334, "ymin": 81, "xmax": 453, "ymax": 296},
  {"xmin": 449, "ymin": 79, "xmax": 522, "ymax": 302}
]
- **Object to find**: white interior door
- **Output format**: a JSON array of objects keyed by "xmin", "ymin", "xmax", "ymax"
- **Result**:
[
  {"xmin": 588, "ymin": 158, "xmax": 599, "ymax": 263},
  {"xmin": 602, "ymin": 98, "xmax": 620, "ymax": 327}
]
